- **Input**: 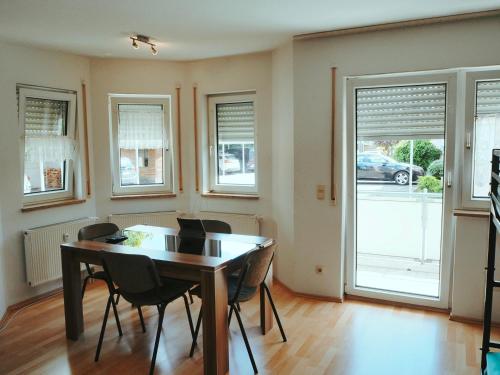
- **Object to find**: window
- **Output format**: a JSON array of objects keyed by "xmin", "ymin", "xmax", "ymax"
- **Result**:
[
  {"xmin": 207, "ymin": 93, "xmax": 257, "ymax": 194},
  {"xmin": 19, "ymin": 86, "xmax": 77, "ymax": 205},
  {"xmin": 109, "ymin": 95, "xmax": 173, "ymax": 195},
  {"xmin": 464, "ymin": 70, "xmax": 500, "ymax": 208}
]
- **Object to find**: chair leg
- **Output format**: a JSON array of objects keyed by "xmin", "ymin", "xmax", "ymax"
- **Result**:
[
  {"xmin": 189, "ymin": 307, "xmax": 203, "ymax": 357},
  {"xmin": 81, "ymin": 276, "xmax": 89, "ymax": 298},
  {"xmin": 137, "ymin": 306, "xmax": 146, "ymax": 333},
  {"xmin": 188, "ymin": 289, "xmax": 194, "ymax": 304},
  {"xmin": 182, "ymin": 294, "xmax": 195, "ymax": 339},
  {"xmin": 95, "ymin": 295, "xmax": 112, "ymax": 362},
  {"xmin": 236, "ymin": 301, "xmax": 241, "ymax": 311},
  {"xmin": 110, "ymin": 293, "xmax": 123, "ymax": 337},
  {"xmin": 264, "ymin": 284, "xmax": 287, "ymax": 342},
  {"xmin": 115, "ymin": 293, "xmax": 120, "ymax": 304},
  {"xmin": 228, "ymin": 305, "xmax": 234, "ymax": 326},
  {"xmin": 150, "ymin": 304, "xmax": 166, "ymax": 375},
  {"xmin": 234, "ymin": 307, "xmax": 258, "ymax": 374}
]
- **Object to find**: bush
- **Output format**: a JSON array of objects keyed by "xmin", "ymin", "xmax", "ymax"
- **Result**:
[
  {"xmin": 394, "ymin": 140, "xmax": 442, "ymax": 171},
  {"xmin": 427, "ymin": 159, "xmax": 444, "ymax": 179},
  {"xmin": 417, "ymin": 176, "xmax": 443, "ymax": 193}
]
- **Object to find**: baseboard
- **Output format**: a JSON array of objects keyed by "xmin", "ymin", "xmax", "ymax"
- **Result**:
[
  {"xmin": 344, "ymin": 293, "xmax": 450, "ymax": 314},
  {"xmin": 273, "ymin": 278, "xmax": 344, "ymax": 303},
  {"xmin": 449, "ymin": 314, "xmax": 500, "ymax": 327},
  {"xmin": 0, "ymin": 287, "xmax": 63, "ymax": 331}
]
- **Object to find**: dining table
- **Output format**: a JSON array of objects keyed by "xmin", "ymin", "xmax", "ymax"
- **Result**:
[{"xmin": 60, "ymin": 224, "xmax": 275, "ymax": 375}]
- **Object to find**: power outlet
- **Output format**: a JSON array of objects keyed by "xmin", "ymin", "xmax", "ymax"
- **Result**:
[{"xmin": 315, "ymin": 265, "xmax": 324, "ymax": 274}]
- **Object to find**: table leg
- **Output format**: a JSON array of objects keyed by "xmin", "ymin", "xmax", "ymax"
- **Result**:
[
  {"xmin": 61, "ymin": 248, "xmax": 84, "ymax": 340},
  {"xmin": 260, "ymin": 264, "xmax": 273, "ymax": 334},
  {"xmin": 201, "ymin": 267, "xmax": 229, "ymax": 375}
]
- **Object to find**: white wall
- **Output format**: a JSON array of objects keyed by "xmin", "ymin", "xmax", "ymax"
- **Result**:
[
  {"xmin": 291, "ymin": 17, "xmax": 500, "ymax": 310},
  {"xmin": 90, "ymin": 58, "xmax": 189, "ymax": 218},
  {"xmin": 187, "ymin": 53, "xmax": 274, "ymax": 238},
  {"xmin": 0, "ymin": 41, "xmax": 94, "ymax": 309}
]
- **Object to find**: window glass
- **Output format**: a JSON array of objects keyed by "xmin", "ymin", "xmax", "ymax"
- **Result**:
[
  {"xmin": 23, "ymin": 97, "xmax": 69, "ymax": 195},
  {"xmin": 117, "ymin": 104, "xmax": 164, "ymax": 187},
  {"xmin": 215, "ymin": 102, "xmax": 255, "ymax": 186}
]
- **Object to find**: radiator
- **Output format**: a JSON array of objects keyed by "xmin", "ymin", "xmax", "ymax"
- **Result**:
[
  {"xmin": 195, "ymin": 211, "xmax": 261, "ymax": 235},
  {"xmin": 108, "ymin": 211, "xmax": 184, "ymax": 229},
  {"xmin": 24, "ymin": 217, "xmax": 98, "ymax": 287}
]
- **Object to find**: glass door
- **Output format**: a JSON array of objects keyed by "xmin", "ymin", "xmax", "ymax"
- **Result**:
[{"xmin": 346, "ymin": 74, "xmax": 456, "ymax": 308}]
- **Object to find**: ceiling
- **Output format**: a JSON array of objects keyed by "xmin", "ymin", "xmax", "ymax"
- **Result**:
[{"xmin": 0, "ymin": 0, "xmax": 499, "ymax": 61}]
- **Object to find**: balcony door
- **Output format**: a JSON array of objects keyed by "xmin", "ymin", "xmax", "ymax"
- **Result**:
[{"xmin": 345, "ymin": 73, "xmax": 456, "ymax": 308}]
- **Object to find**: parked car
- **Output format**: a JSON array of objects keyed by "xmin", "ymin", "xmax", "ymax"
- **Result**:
[
  {"xmin": 218, "ymin": 154, "xmax": 241, "ymax": 174},
  {"xmin": 120, "ymin": 157, "xmax": 138, "ymax": 185},
  {"xmin": 357, "ymin": 152, "xmax": 424, "ymax": 185}
]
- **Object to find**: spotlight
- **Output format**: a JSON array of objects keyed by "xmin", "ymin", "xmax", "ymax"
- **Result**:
[{"xmin": 130, "ymin": 35, "xmax": 159, "ymax": 56}]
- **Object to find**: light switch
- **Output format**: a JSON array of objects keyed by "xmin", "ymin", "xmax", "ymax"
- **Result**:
[{"xmin": 316, "ymin": 184, "xmax": 325, "ymax": 200}]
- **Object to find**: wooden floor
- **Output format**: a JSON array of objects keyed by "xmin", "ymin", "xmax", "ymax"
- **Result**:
[{"xmin": 0, "ymin": 282, "xmax": 496, "ymax": 375}]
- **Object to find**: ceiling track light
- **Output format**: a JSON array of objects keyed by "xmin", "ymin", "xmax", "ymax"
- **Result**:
[{"xmin": 130, "ymin": 35, "xmax": 158, "ymax": 55}]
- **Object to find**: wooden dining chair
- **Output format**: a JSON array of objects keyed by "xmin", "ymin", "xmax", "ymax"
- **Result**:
[
  {"xmin": 189, "ymin": 244, "xmax": 286, "ymax": 374},
  {"xmin": 96, "ymin": 252, "xmax": 195, "ymax": 375}
]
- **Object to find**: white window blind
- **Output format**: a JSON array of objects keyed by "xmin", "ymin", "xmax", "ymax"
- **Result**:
[
  {"xmin": 23, "ymin": 97, "xmax": 76, "ymax": 162},
  {"xmin": 118, "ymin": 104, "xmax": 165, "ymax": 149},
  {"xmin": 216, "ymin": 102, "xmax": 255, "ymax": 143},
  {"xmin": 356, "ymin": 84, "xmax": 446, "ymax": 140}
]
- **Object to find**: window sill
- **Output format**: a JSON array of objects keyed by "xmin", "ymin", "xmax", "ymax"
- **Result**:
[
  {"xmin": 110, "ymin": 193, "xmax": 177, "ymax": 200},
  {"xmin": 21, "ymin": 198, "xmax": 86, "ymax": 212},
  {"xmin": 201, "ymin": 192, "xmax": 259, "ymax": 200},
  {"xmin": 453, "ymin": 209, "xmax": 489, "ymax": 218}
]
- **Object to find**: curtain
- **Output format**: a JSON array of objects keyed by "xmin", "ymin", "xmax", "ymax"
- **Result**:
[
  {"xmin": 118, "ymin": 104, "xmax": 164, "ymax": 149},
  {"xmin": 23, "ymin": 97, "xmax": 76, "ymax": 162}
]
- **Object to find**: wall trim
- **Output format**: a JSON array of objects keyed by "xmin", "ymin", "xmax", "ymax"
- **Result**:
[
  {"xmin": 274, "ymin": 278, "xmax": 344, "ymax": 303},
  {"xmin": 294, "ymin": 9, "xmax": 500, "ymax": 41},
  {"xmin": 449, "ymin": 314, "xmax": 500, "ymax": 327},
  {"xmin": 345, "ymin": 293, "xmax": 450, "ymax": 314},
  {"xmin": 0, "ymin": 287, "xmax": 63, "ymax": 331}
]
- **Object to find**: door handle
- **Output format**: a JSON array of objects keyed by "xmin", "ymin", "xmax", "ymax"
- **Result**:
[{"xmin": 447, "ymin": 171, "xmax": 452, "ymax": 187}]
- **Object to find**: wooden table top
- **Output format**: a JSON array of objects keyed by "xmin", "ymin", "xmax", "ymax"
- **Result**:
[{"xmin": 61, "ymin": 225, "xmax": 273, "ymax": 271}]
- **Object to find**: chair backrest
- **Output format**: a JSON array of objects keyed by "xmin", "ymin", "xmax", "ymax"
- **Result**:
[
  {"xmin": 201, "ymin": 219, "xmax": 232, "ymax": 234},
  {"xmin": 78, "ymin": 223, "xmax": 119, "ymax": 241},
  {"xmin": 239, "ymin": 244, "xmax": 276, "ymax": 289},
  {"xmin": 100, "ymin": 252, "xmax": 161, "ymax": 294}
]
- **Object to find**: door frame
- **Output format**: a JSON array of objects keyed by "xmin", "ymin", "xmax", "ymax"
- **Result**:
[{"xmin": 344, "ymin": 71, "xmax": 457, "ymax": 309}]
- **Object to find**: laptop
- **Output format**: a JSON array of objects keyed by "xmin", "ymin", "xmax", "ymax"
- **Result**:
[{"xmin": 177, "ymin": 218, "xmax": 206, "ymax": 238}]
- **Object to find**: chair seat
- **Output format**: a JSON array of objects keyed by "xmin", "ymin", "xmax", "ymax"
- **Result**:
[
  {"xmin": 90, "ymin": 270, "xmax": 109, "ymax": 281},
  {"xmin": 119, "ymin": 279, "xmax": 193, "ymax": 306},
  {"xmin": 486, "ymin": 352, "xmax": 500, "ymax": 375},
  {"xmin": 191, "ymin": 276, "xmax": 256, "ymax": 303}
]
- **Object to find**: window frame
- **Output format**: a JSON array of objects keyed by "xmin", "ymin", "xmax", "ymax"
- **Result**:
[
  {"xmin": 109, "ymin": 95, "xmax": 174, "ymax": 196},
  {"xmin": 207, "ymin": 92, "xmax": 258, "ymax": 195},
  {"xmin": 19, "ymin": 87, "xmax": 77, "ymax": 205},
  {"xmin": 463, "ymin": 69, "xmax": 500, "ymax": 209}
]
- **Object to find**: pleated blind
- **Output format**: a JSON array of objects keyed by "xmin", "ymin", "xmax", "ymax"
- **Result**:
[
  {"xmin": 356, "ymin": 84, "xmax": 446, "ymax": 140},
  {"xmin": 476, "ymin": 80, "xmax": 500, "ymax": 115},
  {"xmin": 118, "ymin": 104, "xmax": 165, "ymax": 149},
  {"xmin": 216, "ymin": 102, "xmax": 255, "ymax": 143},
  {"xmin": 24, "ymin": 97, "xmax": 67, "ymax": 136}
]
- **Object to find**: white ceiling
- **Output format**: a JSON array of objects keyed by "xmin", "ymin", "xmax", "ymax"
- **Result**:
[{"xmin": 0, "ymin": 0, "xmax": 499, "ymax": 61}]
